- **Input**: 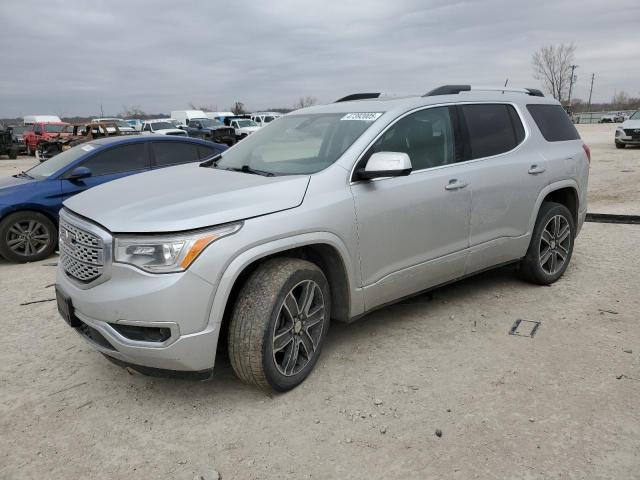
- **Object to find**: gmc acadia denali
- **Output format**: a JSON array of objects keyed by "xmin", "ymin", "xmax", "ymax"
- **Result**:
[{"xmin": 55, "ymin": 85, "xmax": 590, "ymax": 391}]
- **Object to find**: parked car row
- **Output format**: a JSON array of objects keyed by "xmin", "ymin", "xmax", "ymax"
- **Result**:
[{"xmin": 3, "ymin": 110, "xmax": 283, "ymax": 160}]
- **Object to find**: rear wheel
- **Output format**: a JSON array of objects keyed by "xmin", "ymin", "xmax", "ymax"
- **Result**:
[
  {"xmin": 228, "ymin": 258, "xmax": 330, "ymax": 392},
  {"xmin": 8, "ymin": 146, "xmax": 18, "ymax": 159},
  {"xmin": 520, "ymin": 202, "xmax": 575, "ymax": 285},
  {"xmin": 0, "ymin": 211, "xmax": 57, "ymax": 263}
]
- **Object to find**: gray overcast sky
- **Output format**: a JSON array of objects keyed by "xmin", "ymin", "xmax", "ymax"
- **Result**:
[{"xmin": 1, "ymin": 0, "xmax": 639, "ymax": 117}]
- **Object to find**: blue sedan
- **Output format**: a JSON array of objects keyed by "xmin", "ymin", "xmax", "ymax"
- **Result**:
[{"xmin": 0, "ymin": 135, "xmax": 226, "ymax": 263}]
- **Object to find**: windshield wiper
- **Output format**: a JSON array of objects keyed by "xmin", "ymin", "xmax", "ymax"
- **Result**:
[
  {"xmin": 199, "ymin": 154, "xmax": 222, "ymax": 168},
  {"xmin": 13, "ymin": 170, "xmax": 33, "ymax": 179},
  {"xmin": 228, "ymin": 165, "xmax": 275, "ymax": 177}
]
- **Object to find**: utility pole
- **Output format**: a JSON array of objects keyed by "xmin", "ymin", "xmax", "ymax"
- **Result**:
[
  {"xmin": 587, "ymin": 73, "xmax": 595, "ymax": 112},
  {"xmin": 567, "ymin": 64, "xmax": 578, "ymax": 105}
]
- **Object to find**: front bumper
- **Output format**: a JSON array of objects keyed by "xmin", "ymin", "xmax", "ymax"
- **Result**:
[
  {"xmin": 56, "ymin": 254, "xmax": 221, "ymax": 375},
  {"xmin": 615, "ymin": 130, "xmax": 640, "ymax": 145}
]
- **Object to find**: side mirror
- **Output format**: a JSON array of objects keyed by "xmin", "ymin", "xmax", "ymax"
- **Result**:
[
  {"xmin": 68, "ymin": 166, "xmax": 92, "ymax": 180},
  {"xmin": 357, "ymin": 152, "xmax": 412, "ymax": 180}
]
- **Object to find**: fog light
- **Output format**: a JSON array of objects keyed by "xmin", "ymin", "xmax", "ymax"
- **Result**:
[{"xmin": 110, "ymin": 324, "xmax": 171, "ymax": 343}]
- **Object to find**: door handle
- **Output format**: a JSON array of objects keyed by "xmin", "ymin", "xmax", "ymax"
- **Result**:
[
  {"xmin": 445, "ymin": 179, "xmax": 468, "ymax": 191},
  {"xmin": 528, "ymin": 164, "xmax": 546, "ymax": 175}
]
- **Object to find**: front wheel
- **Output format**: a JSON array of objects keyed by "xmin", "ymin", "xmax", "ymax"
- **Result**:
[
  {"xmin": 0, "ymin": 211, "xmax": 57, "ymax": 263},
  {"xmin": 520, "ymin": 202, "xmax": 575, "ymax": 285},
  {"xmin": 228, "ymin": 258, "xmax": 330, "ymax": 392},
  {"xmin": 615, "ymin": 142, "xmax": 625, "ymax": 149}
]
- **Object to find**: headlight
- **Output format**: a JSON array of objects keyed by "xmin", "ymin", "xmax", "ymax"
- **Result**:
[{"xmin": 113, "ymin": 222, "xmax": 242, "ymax": 273}]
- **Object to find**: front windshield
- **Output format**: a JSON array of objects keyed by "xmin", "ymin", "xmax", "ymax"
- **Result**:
[
  {"xmin": 112, "ymin": 120, "xmax": 130, "ymax": 128},
  {"xmin": 169, "ymin": 119, "xmax": 181, "ymax": 127},
  {"xmin": 27, "ymin": 143, "xmax": 94, "ymax": 179},
  {"xmin": 12, "ymin": 126, "xmax": 28, "ymax": 134},
  {"xmin": 263, "ymin": 116, "xmax": 275, "ymax": 123},
  {"xmin": 237, "ymin": 120, "xmax": 258, "ymax": 127},
  {"xmin": 44, "ymin": 124, "xmax": 67, "ymax": 133},
  {"xmin": 150, "ymin": 122, "xmax": 174, "ymax": 130},
  {"xmin": 215, "ymin": 113, "xmax": 378, "ymax": 175},
  {"xmin": 630, "ymin": 111, "xmax": 640, "ymax": 120},
  {"xmin": 201, "ymin": 118, "xmax": 223, "ymax": 128}
]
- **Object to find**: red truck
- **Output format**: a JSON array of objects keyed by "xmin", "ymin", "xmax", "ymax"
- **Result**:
[{"xmin": 23, "ymin": 122, "xmax": 71, "ymax": 156}]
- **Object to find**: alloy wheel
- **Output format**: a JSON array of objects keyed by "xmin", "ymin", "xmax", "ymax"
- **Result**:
[
  {"xmin": 272, "ymin": 280, "xmax": 326, "ymax": 377},
  {"xmin": 539, "ymin": 214, "xmax": 571, "ymax": 275},
  {"xmin": 6, "ymin": 219, "xmax": 50, "ymax": 258}
]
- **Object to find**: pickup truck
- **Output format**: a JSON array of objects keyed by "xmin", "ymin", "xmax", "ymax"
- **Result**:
[
  {"xmin": 185, "ymin": 118, "xmax": 236, "ymax": 146},
  {"xmin": 23, "ymin": 122, "xmax": 71, "ymax": 156}
]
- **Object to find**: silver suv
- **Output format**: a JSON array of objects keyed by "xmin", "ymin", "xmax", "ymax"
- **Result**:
[{"xmin": 55, "ymin": 85, "xmax": 590, "ymax": 391}]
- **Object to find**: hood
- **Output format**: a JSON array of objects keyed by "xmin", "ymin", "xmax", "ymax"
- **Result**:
[
  {"xmin": 156, "ymin": 128, "xmax": 186, "ymax": 135},
  {"xmin": 0, "ymin": 175, "xmax": 38, "ymax": 202},
  {"xmin": 238, "ymin": 126, "xmax": 260, "ymax": 133},
  {"xmin": 63, "ymin": 163, "xmax": 310, "ymax": 233},
  {"xmin": 621, "ymin": 119, "xmax": 640, "ymax": 129}
]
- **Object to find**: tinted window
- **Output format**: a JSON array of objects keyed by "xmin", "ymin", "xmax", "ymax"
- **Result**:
[
  {"xmin": 81, "ymin": 143, "xmax": 148, "ymax": 176},
  {"xmin": 369, "ymin": 106, "xmax": 455, "ymax": 170},
  {"xmin": 461, "ymin": 104, "xmax": 523, "ymax": 159},
  {"xmin": 152, "ymin": 142, "xmax": 199, "ymax": 167},
  {"xmin": 527, "ymin": 104, "xmax": 580, "ymax": 142},
  {"xmin": 198, "ymin": 145, "xmax": 221, "ymax": 159}
]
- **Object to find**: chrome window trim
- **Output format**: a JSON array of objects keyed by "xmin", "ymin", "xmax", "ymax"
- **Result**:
[
  {"xmin": 349, "ymin": 101, "xmax": 531, "ymax": 184},
  {"xmin": 59, "ymin": 209, "xmax": 113, "ymax": 289}
]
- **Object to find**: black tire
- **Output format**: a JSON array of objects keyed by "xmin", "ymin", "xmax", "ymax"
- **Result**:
[
  {"xmin": 8, "ymin": 147, "xmax": 18, "ymax": 159},
  {"xmin": 0, "ymin": 211, "xmax": 57, "ymax": 263},
  {"xmin": 520, "ymin": 202, "xmax": 575, "ymax": 285},
  {"xmin": 228, "ymin": 258, "xmax": 331, "ymax": 392},
  {"xmin": 615, "ymin": 142, "xmax": 625, "ymax": 149}
]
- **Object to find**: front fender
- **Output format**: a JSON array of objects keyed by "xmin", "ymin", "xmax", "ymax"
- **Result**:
[{"xmin": 202, "ymin": 231, "xmax": 364, "ymax": 333}]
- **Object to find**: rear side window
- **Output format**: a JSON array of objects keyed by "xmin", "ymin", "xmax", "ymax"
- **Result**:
[
  {"xmin": 461, "ymin": 104, "xmax": 524, "ymax": 160},
  {"xmin": 198, "ymin": 145, "xmax": 222, "ymax": 159},
  {"xmin": 526, "ymin": 104, "xmax": 580, "ymax": 142},
  {"xmin": 152, "ymin": 141, "xmax": 199, "ymax": 167}
]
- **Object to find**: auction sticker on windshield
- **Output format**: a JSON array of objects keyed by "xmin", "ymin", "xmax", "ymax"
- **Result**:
[{"xmin": 340, "ymin": 113, "xmax": 383, "ymax": 122}]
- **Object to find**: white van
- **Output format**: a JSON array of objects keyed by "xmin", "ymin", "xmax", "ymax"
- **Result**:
[
  {"xmin": 23, "ymin": 115, "xmax": 62, "ymax": 125},
  {"xmin": 171, "ymin": 110, "xmax": 208, "ymax": 126}
]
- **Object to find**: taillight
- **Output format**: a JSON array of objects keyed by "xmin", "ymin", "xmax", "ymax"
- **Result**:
[{"xmin": 582, "ymin": 143, "xmax": 591, "ymax": 164}]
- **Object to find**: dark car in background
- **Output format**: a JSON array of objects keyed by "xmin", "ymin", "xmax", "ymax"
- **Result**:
[
  {"xmin": 185, "ymin": 118, "xmax": 236, "ymax": 146},
  {"xmin": 10, "ymin": 125, "xmax": 29, "ymax": 154},
  {"xmin": 0, "ymin": 135, "xmax": 226, "ymax": 263}
]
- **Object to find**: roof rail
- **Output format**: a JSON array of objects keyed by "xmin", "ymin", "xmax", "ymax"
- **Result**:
[
  {"xmin": 335, "ymin": 93, "xmax": 381, "ymax": 103},
  {"xmin": 424, "ymin": 85, "xmax": 544, "ymax": 97}
]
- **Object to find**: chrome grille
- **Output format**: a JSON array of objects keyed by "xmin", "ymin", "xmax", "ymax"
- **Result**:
[{"xmin": 59, "ymin": 218, "xmax": 104, "ymax": 283}]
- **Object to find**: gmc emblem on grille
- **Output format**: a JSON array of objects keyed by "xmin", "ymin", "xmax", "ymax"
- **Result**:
[{"xmin": 60, "ymin": 229, "xmax": 76, "ymax": 248}]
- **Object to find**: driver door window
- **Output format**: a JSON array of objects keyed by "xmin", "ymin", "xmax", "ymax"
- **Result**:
[{"xmin": 369, "ymin": 106, "xmax": 456, "ymax": 171}]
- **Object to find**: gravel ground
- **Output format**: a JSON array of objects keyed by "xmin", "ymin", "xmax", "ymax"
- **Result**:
[{"xmin": 1, "ymin": 124, "xmax": 639, "ymax": 479}]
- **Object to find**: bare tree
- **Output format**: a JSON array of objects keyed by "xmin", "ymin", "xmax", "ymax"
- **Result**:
[
  {"xmin": 122, "ymin": 105, "xmax": 146, "ymax": 118},
  {"xmin": 188, "ymin": 102, "xmax": 216, "ymax": 112},
  {"xmin": 531, "ymin": 43, "xmax": 576, "ymax": 103},
  {"xmin": 230, "ymin": 102, "xmax": 246, "ymax": 114},
  {"xmin": 293, "ymin": 96, "xmax": 317, "ymax": 110}
]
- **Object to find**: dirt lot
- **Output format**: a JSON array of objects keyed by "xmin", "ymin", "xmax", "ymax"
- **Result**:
[{"xmin": 1, "ymin": 124, "xmax": 639, "ymax": 479}]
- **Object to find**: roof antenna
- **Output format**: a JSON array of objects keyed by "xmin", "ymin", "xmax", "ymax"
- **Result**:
[{"xmin": 502, "ymin": 78, "xmax": 508, "ymax": 94}]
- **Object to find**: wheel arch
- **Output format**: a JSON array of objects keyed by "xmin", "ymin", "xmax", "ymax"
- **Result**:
[
  {"xmin": 528, "ymin": 180, "xmax": 580, "ymax": 234},
  {"xmin": 207, "ymin": 233, "xmax": 361, "ymax": 358}
]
